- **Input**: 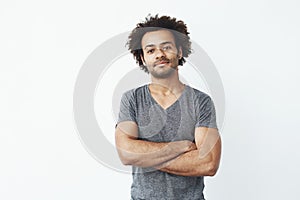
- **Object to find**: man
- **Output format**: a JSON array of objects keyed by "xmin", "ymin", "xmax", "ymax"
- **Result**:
[{"xmin": 115, "ymin": 15, "xmax": 221, "ymax": 200}]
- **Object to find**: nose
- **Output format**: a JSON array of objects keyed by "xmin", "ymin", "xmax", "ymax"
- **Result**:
[{"xmin": 155, "ymin": 48, "xmax": 166, "ymax": 59}]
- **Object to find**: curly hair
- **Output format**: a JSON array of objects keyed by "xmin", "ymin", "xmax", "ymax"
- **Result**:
[{"xmin": 127, "ymin": 14, "xmax": 192, "ymax": 73}]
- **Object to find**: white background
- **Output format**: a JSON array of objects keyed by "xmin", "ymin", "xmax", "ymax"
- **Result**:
[{"xmin": 1, "ymin": 0, "xmax": 300, "ymax": 199}]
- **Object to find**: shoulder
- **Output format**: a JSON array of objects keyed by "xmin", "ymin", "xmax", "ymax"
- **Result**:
[
  {"xmin": 186, "ymin": 85, "xmax": 212, "ymax": 102},
  {"xmin": 121, "ymin": 84, "xmax": 148, "ymax": 101}
]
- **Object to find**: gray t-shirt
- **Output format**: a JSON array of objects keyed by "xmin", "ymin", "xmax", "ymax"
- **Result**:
[{"xmin": 117, "ymin": 84, "xmax": 217, "ymax": 200}]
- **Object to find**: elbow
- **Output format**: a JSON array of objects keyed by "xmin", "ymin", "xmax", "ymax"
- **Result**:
[
  {"xmin": 118, "ymin": 153, "xmax": 134, "ymax": 166},
  {"xmin": 121, "ymin": 160, "xmax": 133, "ymax": 166},
  {"xmin": 117, "ymin": 150, "xmax": 138, "ymax": 166},
  {"xmin": 119, "ymin": 156, "xmax": 132, "ymax": 166},
  {"xmin": 192, "ymin": 162, "xmax": 219, "ymax": 177},
  {"xmin": 206, "ymin": 162, "xmax": 219, "ymax": 176},
  {"xmin": 118, "ymin": 153, "xmax": 150, "ymax": 167},
  {"xmin": 206, "ymin": 168, "xmax": 217, "ymax": 177}
]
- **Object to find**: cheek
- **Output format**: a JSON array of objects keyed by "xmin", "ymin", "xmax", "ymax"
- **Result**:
[
  {"xmin": 169, "ymin": 53, "xmax": 179, "ymax": 61},
  {"xmin": 167, "ymin": 51, "xmax": 178, "ymax": 58},
  {"xmin": 143, "ymin": 55, "xmax": 154, "ymax": 63}
]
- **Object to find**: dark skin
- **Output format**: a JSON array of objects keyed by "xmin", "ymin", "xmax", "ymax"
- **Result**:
[{"xmin": 115, "ymin": 29, "xmax": 221, "ymax": 176}]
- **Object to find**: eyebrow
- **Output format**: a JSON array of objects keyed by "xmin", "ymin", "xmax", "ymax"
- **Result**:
[{"xmin": 144, "ymin": 41, "xmax": 174, "ymax": 50}]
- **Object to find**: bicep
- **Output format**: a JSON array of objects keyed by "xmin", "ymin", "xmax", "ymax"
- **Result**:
[
  {"xmin": 115, "ymin": 121, "xmax": 138, "ymax": 147},
  {"xmin": 194, "ymin": 127, "xmax": 221, "ymax": 160}
]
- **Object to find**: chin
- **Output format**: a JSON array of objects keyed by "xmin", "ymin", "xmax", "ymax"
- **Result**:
[{"xmin": 151, "ymin": 69, "xmax": 176, "ymax": 79}]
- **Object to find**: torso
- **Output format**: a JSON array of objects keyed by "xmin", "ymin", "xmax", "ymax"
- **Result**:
[{"xmin": 148, "ymin": 83, "xmax": 186, "ymax": 110}]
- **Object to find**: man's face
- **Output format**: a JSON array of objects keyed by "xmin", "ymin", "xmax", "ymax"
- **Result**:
[{"xmin": 141, "ymin": 29, "xmax": 182, "ymax": 79}]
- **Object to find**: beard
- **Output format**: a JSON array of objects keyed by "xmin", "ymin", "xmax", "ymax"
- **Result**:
[
  {"xmin": 149, "ymin": 65, "xmax": 177, "ymax": 79},
  {"xmin": 147, "ymin": 57, "xmax": 179, "ymax": 79}
]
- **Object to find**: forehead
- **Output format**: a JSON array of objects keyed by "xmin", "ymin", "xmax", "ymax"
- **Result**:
[{"xmin": 141, "ymin": 29, "xmax": 175, "ymax": 48}]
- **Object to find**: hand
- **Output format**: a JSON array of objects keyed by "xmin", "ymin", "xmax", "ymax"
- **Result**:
[
  {"xmin": 171, "ymin": 140, "xmax": 197, "ymax": 154},
  {"xmin": 154, "ymin": 140, "xmax": 197, "ymax": 170},
  {"xmin": 186, "ymin": 141, "xmax": 197, "ymax": 152}
]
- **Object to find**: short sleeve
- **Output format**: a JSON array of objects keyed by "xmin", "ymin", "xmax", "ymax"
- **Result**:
[
  {"xmin": 116, "ymin": 91, "xmax": 137, "ymax": 127},
  {"xmin": 195, "ymin": 96, "xmax": 218, "ymax": 129}
]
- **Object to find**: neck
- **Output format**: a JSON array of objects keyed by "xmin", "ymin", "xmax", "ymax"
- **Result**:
[{"xmin": 149, "ymin": 72, "xmax": 185, "ymax": 95}]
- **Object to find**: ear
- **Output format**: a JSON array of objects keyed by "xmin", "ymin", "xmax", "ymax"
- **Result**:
[
  {"xmin": 177, "ymin": 46, "xmax": 183, "ymax": 59},
  {"xmin": 141, "ymin": 55, "xmax": 146, "ymax": 66}
]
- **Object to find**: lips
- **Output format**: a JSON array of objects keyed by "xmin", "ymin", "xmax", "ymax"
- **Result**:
[{"xmin": 155, "ymin": 60, "xmax": 170, "ymax": 66}]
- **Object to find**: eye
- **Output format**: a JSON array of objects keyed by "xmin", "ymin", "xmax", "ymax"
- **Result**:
[
  {"xmin": 147, "ymin": 49, "xmax": 155, "ymax": 54},
  {"xmin": 162, "ymin": 45, "xmax": 172, "ymax": 51}
]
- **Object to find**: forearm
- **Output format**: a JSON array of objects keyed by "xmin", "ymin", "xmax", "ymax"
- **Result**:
[
  {"xmin": 116, "ymin": 136, "xmax": 195, "ymax": 168},
  {"xmin": 156, "ymin": 149, "xmax": 216, "ymax": 176},
  {"xmin": 156, "ymin": 137, "xmax": 221, "ymax": 177}
]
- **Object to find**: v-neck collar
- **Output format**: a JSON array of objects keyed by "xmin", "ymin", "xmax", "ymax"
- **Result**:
[{"xmin": 146, "ymin": 84, "xmax": 187, "ymax": 111}]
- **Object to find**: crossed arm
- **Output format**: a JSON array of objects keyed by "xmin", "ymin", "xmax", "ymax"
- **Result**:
[{"xmin": 115, "ymin": 121, "xmax": 221, "ymax": 176}]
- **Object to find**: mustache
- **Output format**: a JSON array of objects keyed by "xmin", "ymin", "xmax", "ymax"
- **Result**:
[{"xmin": 154, "ymin": 58, "xmax": 170, "ymax": 65}]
